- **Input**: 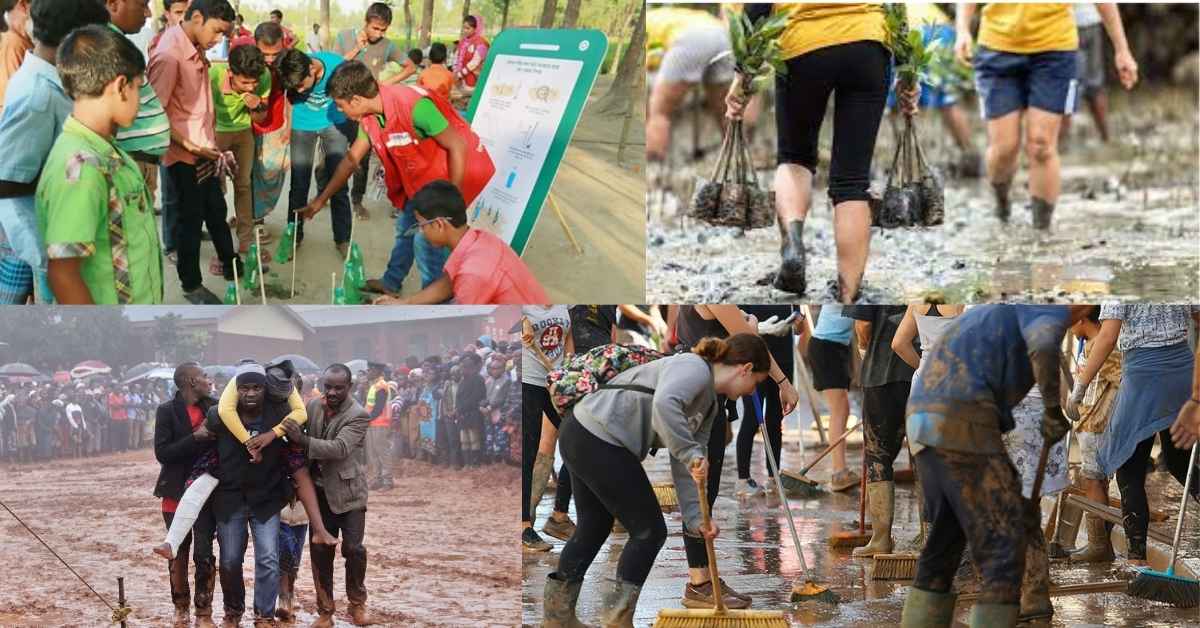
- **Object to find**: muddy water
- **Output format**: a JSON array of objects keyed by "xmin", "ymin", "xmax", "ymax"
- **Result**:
[
  {"xmin": 524, "ymin": 414, "xmax": 1200, "ymax": 626},
  {"xmin": 646, "ymin": 86, "xmax": 1199, "ymax": 303}
]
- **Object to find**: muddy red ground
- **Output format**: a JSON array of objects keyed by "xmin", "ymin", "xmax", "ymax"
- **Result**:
[{"xmin": 0, "ymin": 451, "xmax": 519, "ymax": 627}]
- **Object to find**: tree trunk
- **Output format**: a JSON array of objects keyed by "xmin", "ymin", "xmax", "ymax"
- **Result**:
[
  {"xmin": 501, "ymin": 0, "xmax": 511, "ymax": 31},
  {"xmin": 539, "ymin": 0, "xmax": 557, "ymax": 29},
  {"xmin": 561, "ymin": 0, "xmax": 581, "ymax": 29},
  {"xmin": 462, "ymin": 0, "xmax": 472, "ymax": 22},
  {"xmin": 419, "ymin": 0, "xmax": 435, "ymax": 48},
  {"xmin": 320, "ymin": 0, "xmax": 331, "ymax": 51},
  {"xmin": 403, "ymin": 0, "xmax": 414, "ymax": 50},
  {"xmin": 597, "ymin": 0, "xmax": 645, "ymax": 115}
]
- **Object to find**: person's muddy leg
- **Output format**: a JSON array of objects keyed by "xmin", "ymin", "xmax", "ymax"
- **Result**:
[
  {"xmin": 1115, "ymin": 434, "xmax": 1154, "ymax": 563},
  {"xmin": 1019, "ymin": 497, "xmax": 1053, "ymax": 620},
  {"xmin": 1024, "ymin": 107, "xmax": 1064, "ymax": 229},
  {"xmin": 940, "ymin": 105, "xmax": 976, "ymax": 153},
  {"xmin": 647, "ymin": 80, "xmax": 692, "ymax": 162},
  {"xmin": 985, "ymin": 111, "xmax": 1022, "ymax": 221},
  {"xmin": 948, "ymin": 451, "xmax": 1026, "ymax": 606},
  {"xmin": 911, "ymin": 451, "xmax": 968, "ymax": 593},
  {"xmin": 832, "ymin": 201, "xmax": 870, "ymax": 303}
]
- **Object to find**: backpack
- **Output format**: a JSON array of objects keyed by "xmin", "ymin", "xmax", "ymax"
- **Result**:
[{"xmin": 547, "ymin": 344, "xmax": 667, "ymax": 414}]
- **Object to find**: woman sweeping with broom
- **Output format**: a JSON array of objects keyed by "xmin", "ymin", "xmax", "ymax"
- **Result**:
[
  {"xmin": 541, "ymin": 334, "xmax": 771, "ymax": 627},
  {"xmin": 725, "ymin": 3, "xmax": 919, "ymax": 303}
]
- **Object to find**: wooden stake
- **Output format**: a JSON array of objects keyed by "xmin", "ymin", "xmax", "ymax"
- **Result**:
[
  {"xmin": 331, "ymin": 272, "xmax": 336, "ymax": 303},
  {"xmin": 255, "ymin": 228, "xmax": 266, "ymax": 305},
  {"xmin": 117, "ymin": 577, "xmax": 127, "ymax": 628},
  {"xmin": 290, "ymin": 221, "xmax": 299, "ymax": 299},
  {"xmin": 547, "ymin": 194, "xmax": 583, "ymax": 255},
  {"xmin": 231, "ymin": 257, "xmax": 241, "ymax": 305}
]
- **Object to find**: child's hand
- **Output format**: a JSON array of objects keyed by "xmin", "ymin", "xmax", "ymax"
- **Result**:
[
  {"xmin": 372, "ymin": 295, "xmax": 405, "ymax": 305},
  {"xmin": 241, "ymin": 92, "xmax": 263, "ymax": 110}
]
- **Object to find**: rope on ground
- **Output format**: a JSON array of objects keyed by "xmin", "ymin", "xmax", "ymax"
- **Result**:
[{"xmin": 0, "ymin": 498, "xmax": 133, "ymax": 623}]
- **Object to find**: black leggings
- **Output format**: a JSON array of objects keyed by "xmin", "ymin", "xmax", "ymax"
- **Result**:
[
  {"xmin": 775, "ymin": 40, "xmax": 890, "ymax": 205},
  {"xmin": 1116, "ymin": 428, "xmax": 1200, "ymax": 558},
  {"xmin": 736, "ymin": 378, "xmax": 783, "ymax": 480},
  {"xmin": 556, "ymin": 412, "xmax": 667, "ymax": 585},
  {"xmin": 682, "ymin": 398, "xmax": 737, "ymax": 568},
  {"xmin": 522, "ymin": 383, "xmax": 567, "ymax": 522},
  {"xmin": 863, "ymin": 381, "xmax": 910, "ymax": 482}
]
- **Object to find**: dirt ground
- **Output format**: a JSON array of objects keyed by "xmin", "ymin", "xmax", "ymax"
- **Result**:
[
  {"xmin": 647, "ymin": 85, "xmax": 1199, "ymax": 303},
  {"xmin": 0, "ymin": 451, "xmax": 519, "ymax": 627},
  {"xmin": 160, "ymin": 75, "xmax": 645, "ymax": 305},
  {"xmin": 523, "ymin": 395, "xmax": 1200, "ymax": 626}
]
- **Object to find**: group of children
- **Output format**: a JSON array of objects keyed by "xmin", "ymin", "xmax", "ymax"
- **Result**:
[{"xmin": 0, "ymin": 0, "xmax": 547, "ymax": 306}]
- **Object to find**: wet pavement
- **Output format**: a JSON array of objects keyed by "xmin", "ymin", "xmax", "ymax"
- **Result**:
[
  {"xmin": 646, "ymin": 86, "xmax": 1199, "ymax": 303},
  {"xmin": 524, "ymin": 401, "xmax": 1200, "ymax": 626}
]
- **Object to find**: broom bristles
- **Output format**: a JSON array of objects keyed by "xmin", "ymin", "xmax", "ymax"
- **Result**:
[
  {"xmin": 828, "ymin": 530, "xmax": 871, "ymax": 548},
  {"xmin": 653, "ymin": 608, "xmax": 789, "ymax": 627},
  {"xmin": 779, "ymin": 471, "xmax": 824, "ymax": 498},
  {"xmin": 871, "ymin": 553, "xmax": 919, "ymax": 580},
  {"xmin": 653, "ymin": 483, "xmax": 679, "ymax": 513},
  {"xmin": 1127, "ymin": 568, "xmax": 1200, "ymax": 608},
  {"xmin": 790, "ymin": 580, "xmax": 840, "ymax": 604}
]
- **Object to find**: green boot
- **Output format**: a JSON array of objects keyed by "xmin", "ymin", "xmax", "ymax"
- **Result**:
[
  {"xmin": 529, "ymin": 451, "xmax": 554, "ymax": 516},
  {"xmin": 968, "ymin": 603, "xmax": 1019, "ymax": 628},
  {"xmin": 900, "ymin": 587, "xmax": 957, "ymax": 628},
  {"xmin": 544, "ymin": 574, "xmax": 590, "ymax": 628},
  {"xmin": 597, "ymin": 579, "xmax": 641, "ymax": 628},
  {"xmin": 852, "ymin": 481, "xmax": 895, "ymax": 557}
]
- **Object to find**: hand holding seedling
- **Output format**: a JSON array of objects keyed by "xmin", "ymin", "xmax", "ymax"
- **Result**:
[{"xmin": 724, "ymin": 74, "xmax": 749, "ymax": 120}]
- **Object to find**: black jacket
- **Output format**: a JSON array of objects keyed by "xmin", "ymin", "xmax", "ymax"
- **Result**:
[
  {"xmin": 456, "ymin": 373, "xmax": 487, "ymax": 430},
  {"xmin": 153, "ymin": 392, "xmax": 217, "ymax": 500},
  {"xmin": 208, "ymin": 401, "xmax": 294, "ymax": 524}
]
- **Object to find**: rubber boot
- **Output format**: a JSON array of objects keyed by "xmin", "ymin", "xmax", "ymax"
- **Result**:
[
  {"xmin": 969, "ymin": 602, "xmax": 1019, "ymax": 628},
  {"xmin": 597, "ymin": 578, "xmax": 641, "ymax": 628},
  {"xmin": 544, "ymin": 574, "xmax": 590, "ymax": 628},
  {"xmin": 195, "ymin": 557, "xmax": 217, "ymax": 627},
  {"xmin": 772, "ymin": 218, "xmax": 807, "ymax": 295},
  {"xmin": 852, "ymin": 481, "xmax": 895, "ymax": 557},
  {"xmin": 900, "ymin": 587, "xmax": 957, "ymax": 628},
  {"xmin": 992, "ymin": 181, "xmax": 1012, "ymax": 222},
  {"xmin": 1019, "ymin": 539, "xmax": 1053, "ymax": 622},
  {"xmin": 1030, "ymin": 197, "xmax": 1054, "ymax": 230},
  {"xmin": 1070, "ymin": 515, "xmax": 1115, "ymax": 563},
  {"xmin": 530, "ymin": 451, "xmax": 554, "ymax": 515}
]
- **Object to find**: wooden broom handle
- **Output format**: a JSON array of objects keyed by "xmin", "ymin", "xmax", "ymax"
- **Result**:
[
  {"xmin": 798, "ymin": 421, "xmax": 862, "ymax": 476},
  {"xmin": 694, "ymin": 473, "xmax": 726, "ymax": 613}
]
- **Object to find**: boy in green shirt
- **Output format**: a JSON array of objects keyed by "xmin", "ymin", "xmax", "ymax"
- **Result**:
[
  {"xmin": 35, "ymin": 25, "xmax": 163, "ymax": 304},
  {"xmin": 211, "ymin": 43, "xmax": 271, "ymax": 255}
]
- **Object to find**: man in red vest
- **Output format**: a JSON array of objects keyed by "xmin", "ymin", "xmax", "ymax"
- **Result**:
[{"xmin": 298, "ymin": 60, "xmax": 495, "ymax": 298}]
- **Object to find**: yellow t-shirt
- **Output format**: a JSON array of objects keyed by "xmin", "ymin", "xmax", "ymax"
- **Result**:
[
  {"xmin": 647, "ymin": 7, "xmax": 724, "ymax": 51},
  {"xmin": 774, "ymin": 3, "xmax": 886, "ymax": 60},
  {"xmin": 906, "ymin": 3, "xmax": 950, "ymax": 28},
  {"xmin": 978, "ymin": 3, "xmax": 1079, "ymax": 54}
]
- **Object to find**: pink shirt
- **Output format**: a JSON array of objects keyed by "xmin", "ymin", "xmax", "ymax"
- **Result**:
[
  {"xmin": 443, "ymin": 229, "xmax": 548, "ymax": 304},
  {"xmin": 149, "ymin": 25, "xmax": 216, "ymax": 167}
]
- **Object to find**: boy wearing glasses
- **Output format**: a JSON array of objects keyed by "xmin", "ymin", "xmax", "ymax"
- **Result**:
[{"xmin": 374, "ymin": 180, "xmax": 545, "ymax": 305}]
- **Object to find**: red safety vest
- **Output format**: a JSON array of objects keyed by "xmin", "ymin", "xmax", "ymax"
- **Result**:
[
  {"xmin": 367, "ymin": 379, "xmax": 392, "ymax": 428},
  {"xmin": 360, "ymin": 84, "xmax": 495, "ymax": 211}
]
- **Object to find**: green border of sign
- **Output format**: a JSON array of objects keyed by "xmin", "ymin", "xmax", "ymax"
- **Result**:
[{"xmin": 466, "ymin": 29, "xmax": 608, "ymax": 255}]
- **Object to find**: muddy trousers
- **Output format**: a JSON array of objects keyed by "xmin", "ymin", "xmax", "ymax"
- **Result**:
[
  {"xmin": 912, "ymin": 447, "xmax": 1032, "ymax": 605},
  {"xmin": 366, "ymin": 425, "xmax": 392, "ymax": 484},
  {"xmin": 684, "ymin": 400, "xmax": 736, "ymax": 568},
  {"xmin": 522, "ymin": 383, "xmax": 561, "ymax": 522},
  {"xmin": 863, "ymin": 382, "xmax": 911, "ymax": 482},
  {"xmin": 311, "ymin": 488, "xmax": 368, "ymax": 617},
  {"xmin": 736, "ymin": 378, "xmax": 783, "ymax": 479},
  {"xmin": 162, "ymin": 504, "xmax": 217, "ymax": 617},
  {"xmin": 1116, "ymin": 428, "xmax": 1200, "ymax": 559},
  {"xmin": 556, "ymin": 412, "xmax": 667, "ymax": 585}
]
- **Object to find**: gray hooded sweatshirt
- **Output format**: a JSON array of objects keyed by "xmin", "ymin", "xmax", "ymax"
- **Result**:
[{"xmin": 573, "ymin": 352, "xmax": 718, "ymax": 531}]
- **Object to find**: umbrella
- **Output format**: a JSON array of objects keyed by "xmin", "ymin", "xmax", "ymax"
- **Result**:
[
  {"xmin": 71, "ymin": 360, "xmax": 112, "ymax": 380},
  {"xmin": 53, "ymin": 371, "xmax": 71, "ymax": 384},
  {"xmin": 203, "ymin": 365, "xmax": 237, "ymax": 380},
  {"xmin": 0, "ymin": 362, "xmax": 41, "ymax": 377},
  {"xmin": 269, "ymin": 354, "xmax": 321, "ymax": 374},
  {"xmin": 124, "ymin": 367, "xmax": 175, "ymax": 384},
  {"xmin": 126, "ymin": 361, "xmax": 168, "ymax": 380},
  {"xmin": 345, "ymin": 359, "xmax": 369, "ymax": 374}
]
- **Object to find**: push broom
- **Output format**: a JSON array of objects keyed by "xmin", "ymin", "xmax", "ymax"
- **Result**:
[
  {"xmin": 1127, "ymin": 441, "xmax": 1200, "ymax": 608},
  {"xmin": 779, "ymin": 421, "xmax": 863, "ymax": 499},
  {"xmin": 752, "ymin": 390, "xmax": 840, "ymax": 604},
  {"xmin": 652, "ymin": 471, "xmax": 790, "ymax": 628}
]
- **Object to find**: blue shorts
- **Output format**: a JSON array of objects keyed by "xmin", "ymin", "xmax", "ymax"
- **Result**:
[
  {"xmin": 887, "ymin": 24, "xmax": 958, "ymax": 110},
  {"xmin": 974, "ymin": 46, "xmax": 1078, "ymax": 119}
]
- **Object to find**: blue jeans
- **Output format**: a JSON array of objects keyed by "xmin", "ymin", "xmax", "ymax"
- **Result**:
[
  {"xmin": 160, "ymin": 164, "xmax": 178, "ymax": 252},
  {"xmin": 288, "ymin": 122, "xmax": 357, "ymax": 244},
  {"xmin": 381, "ymin": 203, "xmax": 449, "ymax": 292},
  {"xmin": 217, "ymin": 505, "xmax": 280, "ymax": 618},
  {"xmin": 278, "ymin": 522, "xmax": 307, "ymax": 577}
]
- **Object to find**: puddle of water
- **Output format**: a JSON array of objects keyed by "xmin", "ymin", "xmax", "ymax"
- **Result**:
[{"xmin": 647, "ymin": 86, "xmax": 1199, "ymax": 303}]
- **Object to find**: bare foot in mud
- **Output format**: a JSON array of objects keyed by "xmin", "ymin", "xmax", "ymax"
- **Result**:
[
  {"xmin": 312, "ymin": 529, "xmax": 338, "ymax": 546},
  {"xmin": 153, "ymin": 543, "xmax": 174, "ymax": 560}
]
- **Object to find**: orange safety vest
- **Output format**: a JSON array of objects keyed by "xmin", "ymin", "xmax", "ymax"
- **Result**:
[
  {"xmin": 366, "ymin": 379, "xmax": 392, "ymax": 427},
  {"xmin": 360, "ymin": 84, "xmax": 495, "ymax": 211}
]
